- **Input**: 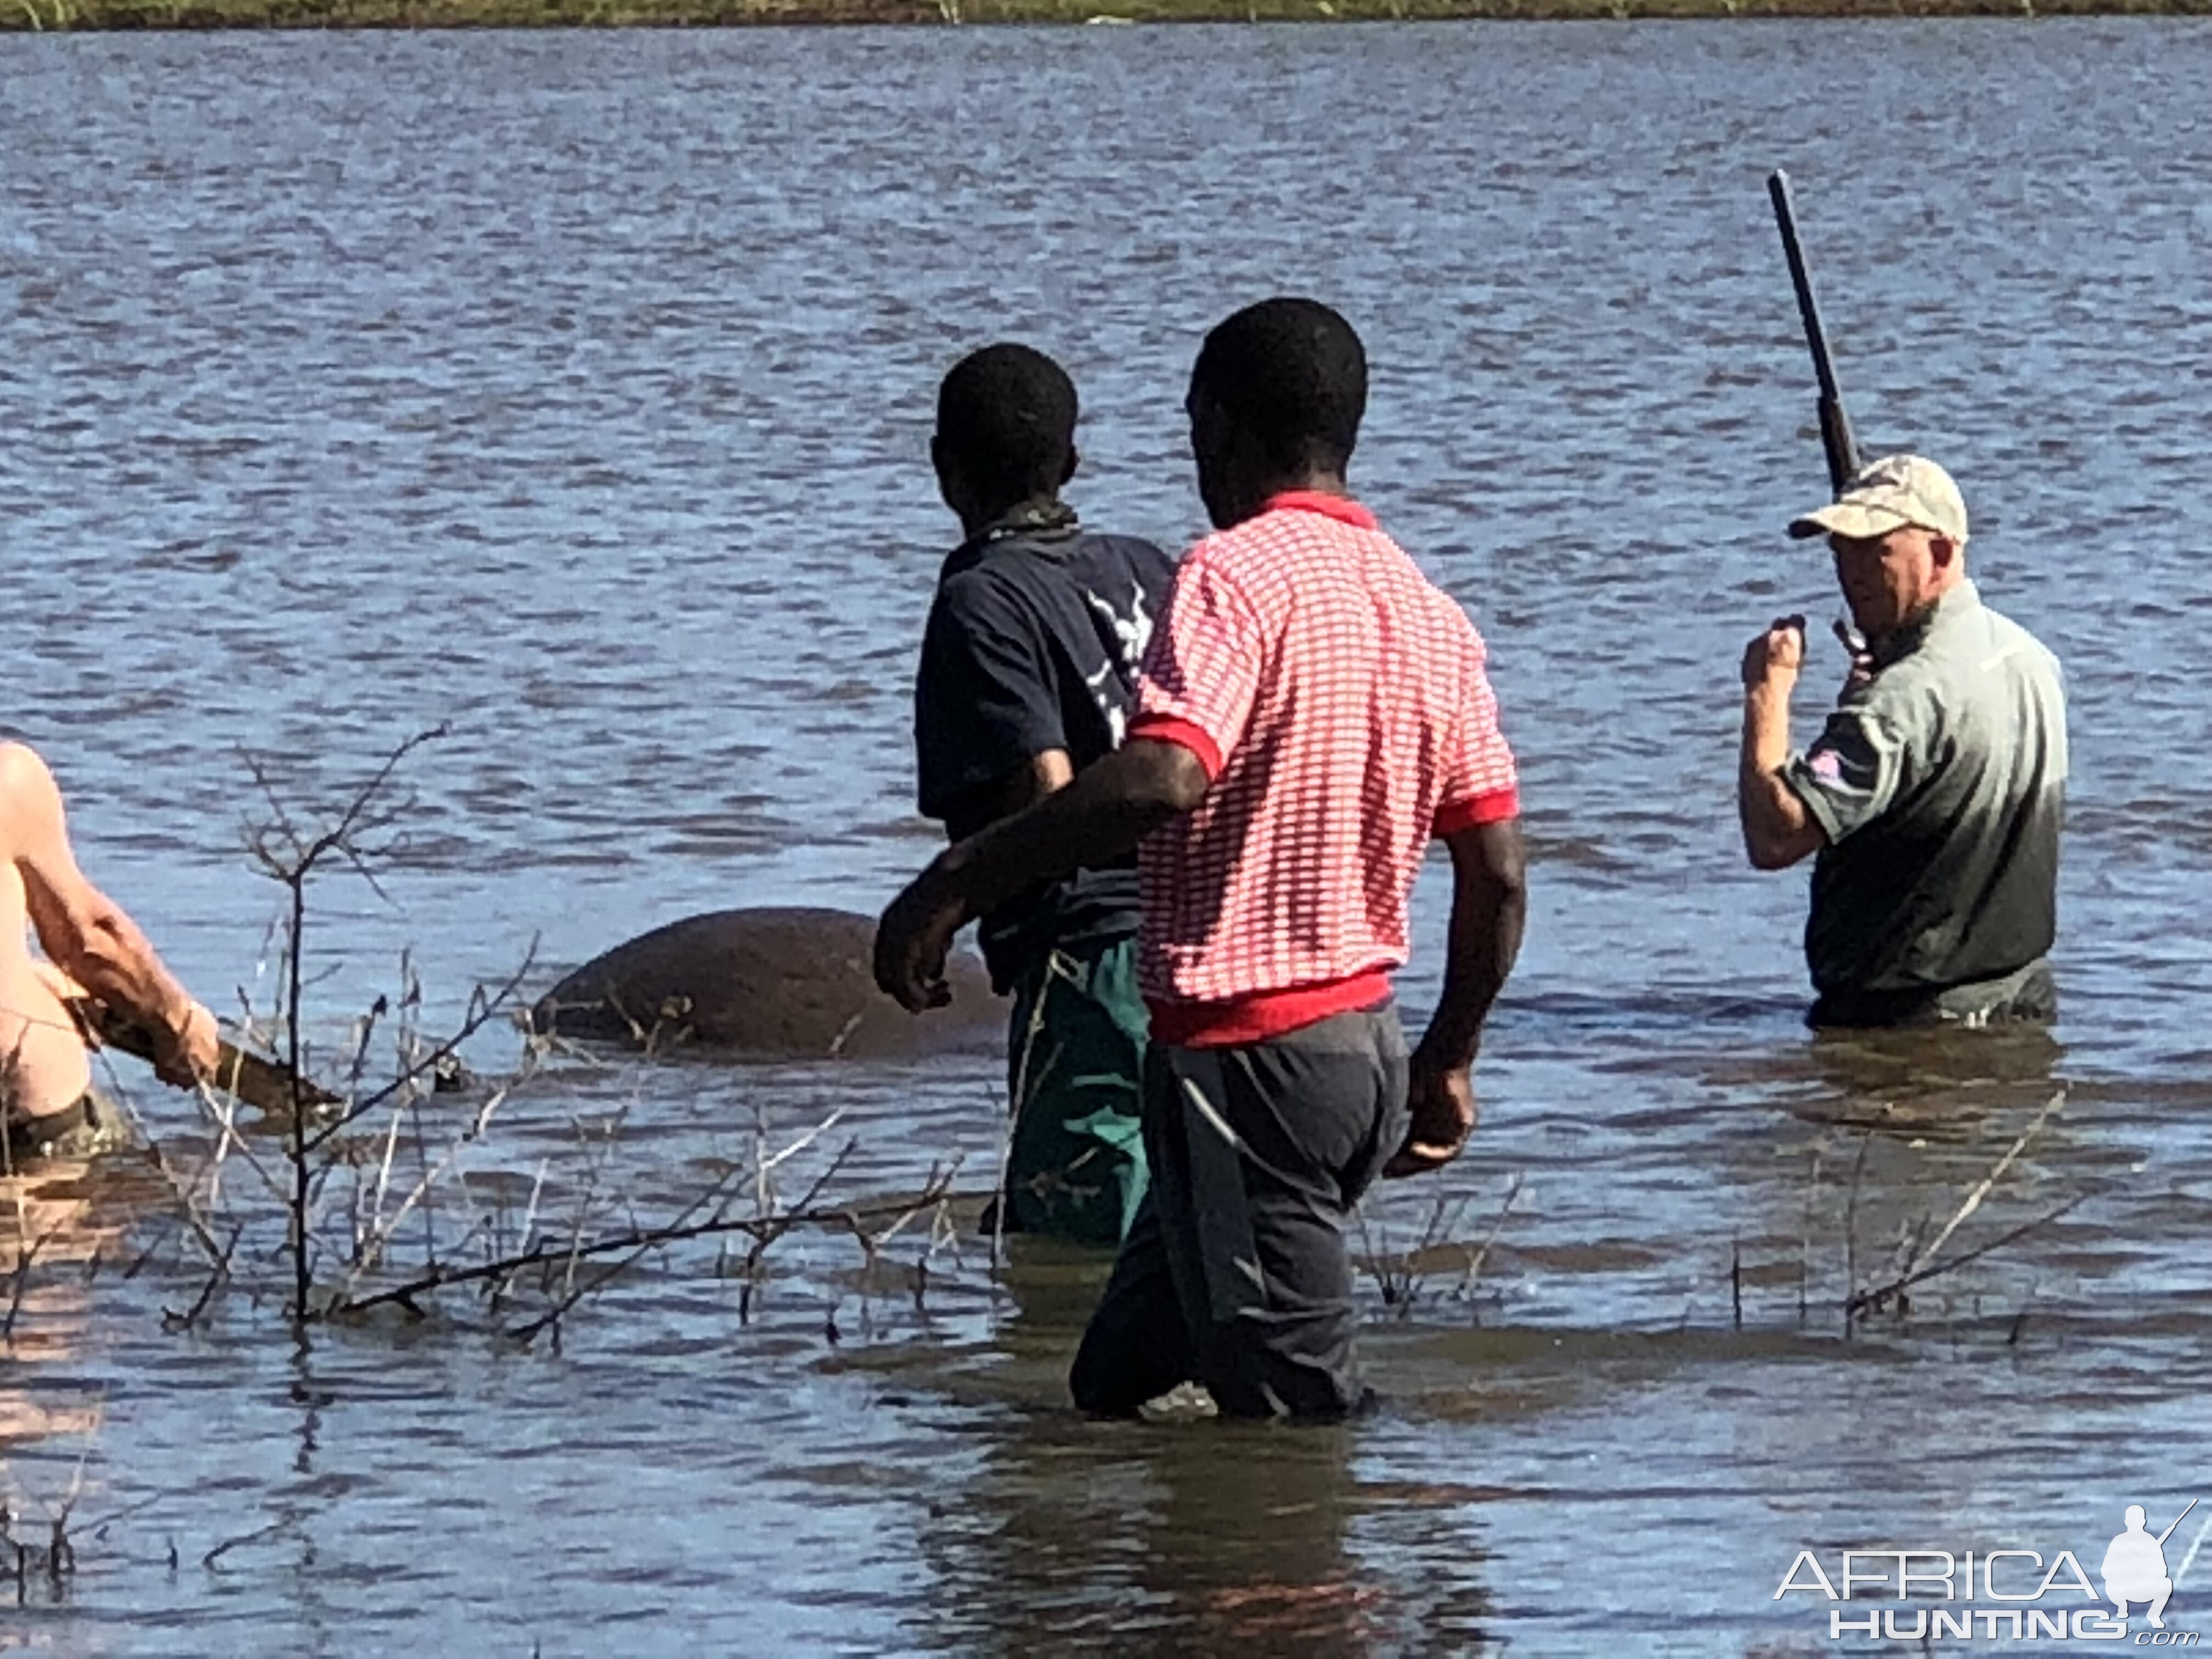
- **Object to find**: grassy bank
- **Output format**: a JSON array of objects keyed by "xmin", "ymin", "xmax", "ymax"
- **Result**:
[{"xmin": 5, "ymin": 0, "xmax": 2210, "ymax": 26}]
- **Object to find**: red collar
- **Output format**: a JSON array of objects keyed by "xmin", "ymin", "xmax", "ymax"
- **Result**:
[{"xmin": 1259, "ymin": 490, "xmax": 1378, "ymax": 531}]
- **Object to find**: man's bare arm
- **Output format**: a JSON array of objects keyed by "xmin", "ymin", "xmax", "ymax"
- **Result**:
[
  {"xmin": 1416, "ymin": 819, "xmax": 1528, "ymax": 1070},
  {"xmin": 954, "ymin": 749, "xmax": 1076, "ymax": 841},
  {"xmin": 1388, "ymin": 818, "xmax": 1527, "ymax": 1177},
  {"xmin": 878, "ymin": 738, "xmax": 1209, "ymax": 1010},
  {"xmin": 1739, "ymin": 619, "xmax": 1826, "ymax": 871},
  {"xmin": 2, "ymin": 743, "xmax": 216, "ymax": 1082}
]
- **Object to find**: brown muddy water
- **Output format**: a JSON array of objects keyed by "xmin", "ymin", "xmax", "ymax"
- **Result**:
[{"xmin": 5, "ymin": 20, "xmax": 2212, "ymax": 1656}]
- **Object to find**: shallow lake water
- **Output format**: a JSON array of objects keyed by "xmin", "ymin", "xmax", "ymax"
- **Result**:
[{"xmin": 6, "ymin": 17, "xmax": 2212, "ymax": 1654}]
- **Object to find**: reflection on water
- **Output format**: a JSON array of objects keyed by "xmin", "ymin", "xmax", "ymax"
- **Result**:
[
  {"xmin": 873, "ymin": 1252, "xmax": 1500, "ymax": 1657},
  {"xmin": 4, "ymin": 16, "xmax": 2212, "ymax": 1653},
  {"xmin": 924, "ymin": 1419, "xmax": 1404, "ymax": 1657},
  {"xmin": 2, "ymin": 1160, "xmax": 117, "ymax": 1444}
]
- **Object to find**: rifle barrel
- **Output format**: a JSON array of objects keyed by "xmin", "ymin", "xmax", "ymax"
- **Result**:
[
  {"xmin": 2157, "ymin": 1497, "xmax": 2199, "ymax": 1547},
  {"xmin": 1768, "ymin": 170, "xmax": 1840, "ymax": 403},
  {"xmin": 1768, "ymin": 168, "xmax": 1862, "ymax": 495}
]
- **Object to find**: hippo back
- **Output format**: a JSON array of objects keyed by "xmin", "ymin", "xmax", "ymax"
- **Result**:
[{"xmin": 532, "ymin": 907, "xmax": 1001, "ymax": 1060}]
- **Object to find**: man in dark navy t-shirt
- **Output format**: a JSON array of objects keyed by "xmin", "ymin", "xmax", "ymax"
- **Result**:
[{"xmin": 908, "ymin": 343, "xmax": 1176, "ymax": 1245}]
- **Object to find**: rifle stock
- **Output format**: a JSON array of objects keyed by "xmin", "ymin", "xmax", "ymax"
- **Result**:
[{"xmin": 1768, "ymin": 168, "xmax": 1863, "ymax": 495}]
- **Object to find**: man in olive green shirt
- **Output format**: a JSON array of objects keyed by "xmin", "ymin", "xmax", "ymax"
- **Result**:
[{"xmin": 1737, "ymin": 454, "xmax": 2067, "ymax": 1028}]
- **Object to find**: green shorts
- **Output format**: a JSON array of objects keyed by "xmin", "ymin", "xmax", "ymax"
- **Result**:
[
  {"xmin": 1001, "ymin": 935, "xmax": 1150, "ymax": 1247},
  {"xmin": 1, "ymin": 1087, "xmax": 132, "ymax": 1170}
]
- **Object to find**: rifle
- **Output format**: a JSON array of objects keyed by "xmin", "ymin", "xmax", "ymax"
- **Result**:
[
  {"xmin": 1767, "ymin": 168, "xmax": 1863, "ymax": 496},
  {"xmin": 2157, "ymin": 1498, "xmax": 2199, "ymax": 1548},
  {"xmin": 1768, "ymin": 168, "xmax": 1874, "ymax": 664},
  {"xmin": 69, "ymin": 997, "xmax": 340, "ymax": 1119}
]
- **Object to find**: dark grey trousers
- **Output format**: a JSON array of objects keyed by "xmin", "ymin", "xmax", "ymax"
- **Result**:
[{"xmin": 1068, "ymin": 1005, "xmax": 1409, "ymax": 1421}]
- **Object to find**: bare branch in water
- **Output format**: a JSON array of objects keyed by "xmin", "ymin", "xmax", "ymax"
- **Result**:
[
  {"xmin": 1900, "ymin": 1091, "xmax": 2066, "ymax": 1286},
  {"xmin": 160, "ymin": 1224, "xmax": 244, "ymax": 1334},
  {"xmin": 302, "ymin": 945, "xmax": 543, "ymax": 1155},
  {"xmin": 1841, "ymin": 1131, "xmax": 1870, "ymax": 1339},
  {"xmin": 239, "ymin": 726, "xmax": 453, "ymax": 1326},
  {"xmin": 1846, "ymin": 1093, "xmax": 2078, "ymax": 1321},
  {"xmin": 201, "ymin": 1517, "xmax": 288, "ymax": 1572},
  {"xmin": 327, "ymin": 1061, "xmax": 537, "ymax": 1305},
  {"xmin": 3, "ymin": 1226, "xmax": 57, "ymax": 1344},
  {"xmin": 503, "ymin": 1155, "xmax": 757, "ymax": 1346},
  {"xmin": 1461, "ymin": 1173, "xmax": 1525, "ymax": 1303},
  {"xmin": 326, "ymin": 1153, "xmax": 957, "ymax": 1326},
  {"xmin": 95, "ymin": 732, "xmax": 973, "ymax": 1363},
  {"xmin": 1355, "ymin": 1173, "xmax": 1523, "ymax": 1321},
  {"xmin": 1847, "ymin": 1192, "xmax": 2091, "ymax": 1319}
]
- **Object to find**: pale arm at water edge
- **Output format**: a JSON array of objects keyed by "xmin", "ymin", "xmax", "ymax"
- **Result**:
[{"xmin": 2, "ymin": 742, "xmax": 218, "ymax": 1086}]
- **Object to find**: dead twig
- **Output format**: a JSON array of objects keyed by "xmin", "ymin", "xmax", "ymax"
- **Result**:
[
  {"xmin": 505, "ymin": 1154, "xmax": 755, "ymax": 1346},
  {"xmin": 3, "ymin": 1228, "xmax": 53, "ymax": 1342},
  {"xmin": 202, "ymin": 1517, "xmax": 287, "ymax": 1570},
  {"xmin": 1460, "ymin": 1173, "xmax": 1523, "ymax": 1306},
  {"xmin": 735, "ymin": 1133, "xmax": 859, "ymax": 1329},
  {"xmin": 1844, "ymin": 1092, "xmax": 2071, "ymax": 1321},
  {"xmin": 326, "ymin": 1062, "xmax": 535, "ymax": 1303},
  {"xmin": 329, "ymin": 1154, "xmax": 956, "ymax": 1325},
  {"xmin": 1798, "ymin": 1140, "xmax": 1825, "ymax": 1325},
  {"xmin": 161, "ymin": 1224, "xmax": 244, "ymax": 1333},
  {"xmin": 1841, "ymin": 1132, "xmax": 1870, "ymax": 1339},
  {"xmin": 302, "ymin": 949, "xmax": 541, "ymax": 1154},
  {"xmin": 242, "ymin": 725, "xmax": 449, "ymax": 1326},
  {"xmin": 1898, "ymin": 1092, "xmax": 2067, "ymax": 1288},
  {"xmin": 1847, "ymin": 1193, "xmax": 2090, "ymax": 1318}
]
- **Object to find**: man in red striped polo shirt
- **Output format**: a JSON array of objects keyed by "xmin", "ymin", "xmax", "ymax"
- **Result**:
[{"xmin": 876, "ymin": 297, "xmax": 1526, "ymax": 1420}]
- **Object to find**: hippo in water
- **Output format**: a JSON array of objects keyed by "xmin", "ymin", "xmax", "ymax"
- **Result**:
[{"xmin": 530, "ymin": 907, "xmax": 1001, "ymax": 1060}]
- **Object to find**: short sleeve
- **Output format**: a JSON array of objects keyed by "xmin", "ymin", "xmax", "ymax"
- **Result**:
[
  {"xmin": 1432, "ymin": 629, "xmax": 1520, "ymax": 835},
  {"xmin": 1127, "ymin": 546, "xmax": 1265, "ymax": 780},
  {"xmin": 913, "ymin": 572, "xmax": 1064, "ymax": 822},
  {"xmin": 1781, "ymin": 685, "xmax": 1920, "ymax": 845}
]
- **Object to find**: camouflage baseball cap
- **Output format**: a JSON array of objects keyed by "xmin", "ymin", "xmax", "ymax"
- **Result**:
[{"xmin": 1788, "ymin": 454, "xmax": 1970, "ymax": 545}]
